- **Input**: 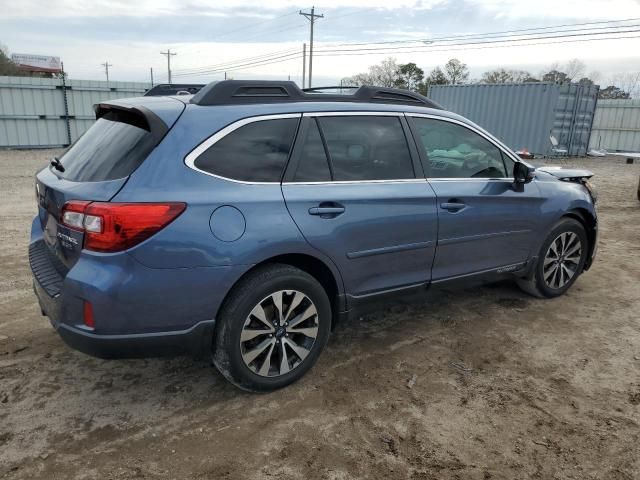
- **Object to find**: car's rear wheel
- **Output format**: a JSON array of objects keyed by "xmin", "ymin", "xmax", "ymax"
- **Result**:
[
  {"xmin": 213, "ymin": 264, "xmax": 331, "ymax": 392},
  {"xmin": 517, "ymin": 218, "xmax": 588, "ymax": 298}
]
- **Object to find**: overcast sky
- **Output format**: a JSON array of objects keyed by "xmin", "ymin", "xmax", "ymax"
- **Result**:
[{"xmin": 1, "ymin": 0, "xmax": 640, "ymax": 86}]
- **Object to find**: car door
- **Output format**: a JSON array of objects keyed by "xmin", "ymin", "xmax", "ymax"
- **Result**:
[
  {"xmin": 282, "ymin": 113, "xmax": 439, "ymax": 298},
  {"xmin": 406, "ymin": 114, "xmax": 544, "ymax": 281}
]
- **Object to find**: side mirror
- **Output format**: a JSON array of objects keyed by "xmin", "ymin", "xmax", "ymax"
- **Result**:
[{"xmin": 513, "ymin": 162, "xmax": 534, "ymax": 185}]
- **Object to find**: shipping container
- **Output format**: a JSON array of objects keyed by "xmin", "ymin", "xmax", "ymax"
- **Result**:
[
  {"xmin": 588, "ymin": 99, "xmax": 640, "ymax": 153},
  {"xmin": 428, "ymin": 82, "xmax": 599, "ymax": 157}
]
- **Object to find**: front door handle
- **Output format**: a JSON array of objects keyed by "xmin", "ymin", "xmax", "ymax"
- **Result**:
[
  {"xmin": 440, "ymin": 201, "xmax": 466, "ymax": 212},
  {"xmin": 309, "ymin": 202, "xmax": 345, "ymax": 217}
]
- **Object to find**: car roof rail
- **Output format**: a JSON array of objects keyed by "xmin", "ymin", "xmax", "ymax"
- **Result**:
[
  {"xmin": 190, "ymin": 80, "xmax": 443, "ymax": 109},
  {"xmin": 144, "ymin": 84, "xmax": 205, "ymax": 96}
]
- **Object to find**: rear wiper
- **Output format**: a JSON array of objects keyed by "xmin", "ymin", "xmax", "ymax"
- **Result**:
[{"xmin": 50, "ymin": 157, "xmax": 65, "ymax": 173}]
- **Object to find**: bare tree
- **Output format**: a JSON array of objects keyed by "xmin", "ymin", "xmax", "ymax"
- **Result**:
[
  {"xmin": 369, "ymin": 57, "xmax": 400, "ymax": 87},
  {"xmin": 444, "ymin": 58, "xmax": 469, "ymax": 84},
  {"xmin": 341, "ymin": 73, "xmax": 371, "ymax": 87},
  {"xmin": 481, "ymin": 68, "xmax": 537, "ymax": 83},
  {"xmin": 341, "ymin": 57, "xmax": 400, "ymax": 88},
  {"xmin": 609, "ymin": 72, "xmax": 640, "ymax": 98},
  {"xmin": 542, "ymin": 69, "xmax": 570, "ymax": 83},
  {"xmin": 481, "ymin": 68, "xmax": 513, "ymax": 83},
  {"xmin": 587, "ymin": 70, "xmax": 602, "ymax": 84},
  {"xmin": 564, "ymin": 59, "xmax": 586, "ymax": 81}
]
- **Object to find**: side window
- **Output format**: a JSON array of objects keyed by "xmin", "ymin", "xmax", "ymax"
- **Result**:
[
  {"xmin": 317, "ymin": 116, "xmax": 415, "ymax": 181},
  {"xmin": 501, "ymin": 151, "xmax": 516, "ymax": 177},
  {"xmin": 194, "ymin": 117, "xmax": 298, "ymax": 182},
  {"xmin": 410, "ymin": 117, "xmax": 508, "ymax": 179},
  {"xmin": 292, "ymin": 119, "xmax": 332, "ymax": 182}
]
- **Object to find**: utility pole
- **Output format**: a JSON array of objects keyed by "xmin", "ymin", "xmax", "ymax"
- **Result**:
[
  {"xmin": 150, "ymin": 67, "xmax": 154, "ymax": 87},
  {"xmin": 302, "ymin": 43, "xmax": 306, "ymax": 89},
  {"xmin": 160, "ymin": 49, "xmax": 177, "ymax": 84},
  {"xmin": 101, "ymin": 61, "xmax": 112, "ymax": 82},
  {"xmin": 299, "ymin": 7, "xmax": 323, "ymax": 88}
]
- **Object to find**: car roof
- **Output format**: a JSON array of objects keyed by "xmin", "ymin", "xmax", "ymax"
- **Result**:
[
  {"xmin": 183, "ymin": 99, "xmax": 466, "ymax": 123},
  {"xmin": 190, "ymin": 80, "xmax": 443, "ymax": 109}
]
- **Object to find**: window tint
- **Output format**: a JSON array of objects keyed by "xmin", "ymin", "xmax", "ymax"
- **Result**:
[
  {"xmin": 318, "ymin": 116, "xmax": 414, "ymax": 181},
  {"xmin": 411, "ymin": 118, "xmax": 508, "ymax": 179},
  {"xmin": 194, "ymin": 118, "xmax": 298, "ymax": 182},
  {"xmin": 58, "ymin": 111, "xmax": 156, "ymax": 182},
  {"xmin": 293, "ymin": 119, "xmax": 331, "ymax": 182}
]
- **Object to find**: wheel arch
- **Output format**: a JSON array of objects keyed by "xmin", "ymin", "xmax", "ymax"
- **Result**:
[
  {"xmin": 218, "ymin": 253, "xmax": 346, "ymax": 330},
  {"xmin": 563, "ymin": 207, "xmax": 597, "ymax": 270}
]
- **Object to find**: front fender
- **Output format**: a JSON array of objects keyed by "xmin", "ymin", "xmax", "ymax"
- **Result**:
[{"xmin": 531, "ymin": 176, "xmax": 597, "ymax": 271}]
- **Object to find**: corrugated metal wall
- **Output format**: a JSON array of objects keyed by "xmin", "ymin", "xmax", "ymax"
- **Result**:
[
  {"xmin": 428, "ymin": 82, "xmax": 599, "ymax": 156},
  {"xmin": 588, "ymin": 99, "xmax": 640, "ymax": 153},
  {"xmin": 0, "ymin": 76, "xmax": 150, "ymax": 148}
]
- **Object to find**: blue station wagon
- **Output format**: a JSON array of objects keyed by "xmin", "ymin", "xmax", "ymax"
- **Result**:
[{"xmin": 30, "ymin": 80, "xmax": 598, "ymax": 391}]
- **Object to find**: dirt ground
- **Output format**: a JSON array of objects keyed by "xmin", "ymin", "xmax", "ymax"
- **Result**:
[{"xmin": 0, "ymin": 149, "xmax": 638, "ymax": 480}]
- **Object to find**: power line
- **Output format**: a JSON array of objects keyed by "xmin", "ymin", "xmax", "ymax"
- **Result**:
[
  {"xmin": 171, "ymin": 31, "xmax": 640, "ymax": 81},
  {"xmin": 176, "ymin": 55, "xmax": 303, "ymax": 79},
  {"xmin": 204, "ymin": 11, "xmax": 299, "ymax": 42},
  {"xmin": 164, "ymin": 11, "xmax": 300, "ymax": 56},
  {"xmin": 172, "ymin": 52, "xmax": 303, "ymax": 78},
  {"xmin": 313, "ymin": 27, "xmax": 640, "ymax": 55},
  {"xmin": 166, "ymin": 17, "xmax": 640, "ymax": 81},
  {"xmin": 312, "ymin": 32, "xmax": 640, "ymax": 58},
  {"xmin": 323, "ymin": 16, "xmax": 640, "ymax": 47},
  {"xmin": 172, "ymin": 49, "xmax": 300, "ymax": 76},
  {"xmin": 172, "ymin": 48, "xmax": 299, "ymax": 75},
  {"xmin": 234, "ymin": 20, "xmax": 307, "ymax": 43},
  {"xmin": 315, "ymin": 6, "xmax": 379, "ymax": 24},
  {"xmin": 421, "ymin": 18, "xmax": 640, "ymax": 44}
]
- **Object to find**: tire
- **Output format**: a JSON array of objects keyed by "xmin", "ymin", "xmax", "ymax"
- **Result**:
[
  {"xmin": 517, "ymin": 217, "xmax": 588, "ymax": 299},
  {"xmin": 213, "ymin": 264, "xmax": 331, "ymax": 392}
]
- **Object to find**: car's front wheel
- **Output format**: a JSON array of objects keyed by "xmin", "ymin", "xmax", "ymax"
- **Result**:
[
  {"xmin": 517, "ymin": 217, "xmax": 588, "ymax": 298},
  {"xmin": 213, "ymin": 264, "xmax": 331, "ymax": 392}
]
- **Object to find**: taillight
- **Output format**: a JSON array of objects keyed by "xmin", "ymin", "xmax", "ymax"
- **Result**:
[
  {"xmin": 60, "ymin": 202, "xmax": 186, "ymax": 252},
  {"xmin": 61, "ymin": 201, "xmax": 91, "ymax": 230}
]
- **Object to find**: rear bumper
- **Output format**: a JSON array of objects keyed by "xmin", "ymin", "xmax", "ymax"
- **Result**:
[
  {"xmin": 33, "ymin": 279, "xmax": 215, "ymax": 358},
  {"xmin": 29, "ymin": 212, "xmax": 247, "ymax": 359},
  {"xmin": 55, "ymin": 317, "xmax": 215, "ymax": 359}
]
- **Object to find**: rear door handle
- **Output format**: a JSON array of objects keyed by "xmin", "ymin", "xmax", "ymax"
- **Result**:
[
  {"xmin": 440, "ymin": 201, "xmax": 466, "ymax": 212},
  {"xmin": 308, "ymin": 203, "xmax": 345, "ymax": 217}
]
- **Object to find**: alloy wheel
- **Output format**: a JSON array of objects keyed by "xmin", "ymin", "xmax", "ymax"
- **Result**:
[
  {"xmin": 239, "ymin": 290, "xmax": 319, "ymax": 377},
  {"xmin": 542, "ymin": 231, "xmax": 582, "ymax": 289}
]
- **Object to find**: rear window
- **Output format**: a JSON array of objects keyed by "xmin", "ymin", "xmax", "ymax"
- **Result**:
[
  {"xmin": 193, "ymin": 118, "xmax": 299, "ymax": 182},
  {"xmin": 57, "ymin": 110, "xmax": 156, "ymax": 182}
]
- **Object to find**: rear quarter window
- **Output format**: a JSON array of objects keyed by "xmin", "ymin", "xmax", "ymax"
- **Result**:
[
  {"xmin": 58, "ymin": 110, "xmax": 156, "ymax": 182},
  {"xmin": 193, "ymin": 117, "xmax": 299, "ymax": 182}
]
